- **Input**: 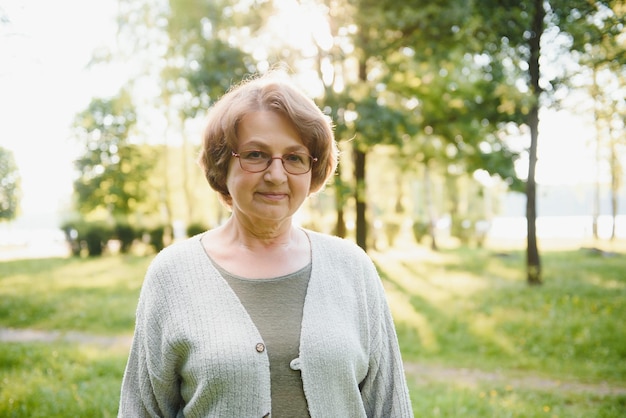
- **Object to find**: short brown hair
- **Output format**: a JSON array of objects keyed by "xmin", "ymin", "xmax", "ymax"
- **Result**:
[{"xmin": 198, "ymin": 72, "xmax": 338, "ymax": 205}]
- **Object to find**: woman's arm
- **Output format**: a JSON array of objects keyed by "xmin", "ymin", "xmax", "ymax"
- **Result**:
[
  {"xmin": 359, "ymin": 262, "xmax": 414, "ymax": 417},
  {"xmin": 118, "ymin": 265, "xmax": 182, "ymax": 417}
]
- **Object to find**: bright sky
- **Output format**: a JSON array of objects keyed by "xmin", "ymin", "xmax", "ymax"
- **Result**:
[
  {"xmin": 0, "ymin": 0, "xmax": 120, "ymax": 224},
  {"xmin": 0, "ymin": 0, "xmax": 598, "ymax": 229}
]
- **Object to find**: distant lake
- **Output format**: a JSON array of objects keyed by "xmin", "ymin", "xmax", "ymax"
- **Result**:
[{"xmin": 489, "ymin": 215, "xmax": 626, "ymax": 240}]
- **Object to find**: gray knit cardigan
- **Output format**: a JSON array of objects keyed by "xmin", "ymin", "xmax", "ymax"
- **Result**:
[{"xmin": 118, "ymin": 230, "xmax": 413, "ymax": 417}]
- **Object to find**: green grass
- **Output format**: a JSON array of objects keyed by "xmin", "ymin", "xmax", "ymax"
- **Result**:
[
  {"xmin": 1, "ymin": 245, "xmax": 625, "ymax": 417},
  {"xmin": 375, "ymin": 245, "xmax": 626, "ymax": 417},
  {"xmin": 374, "ymin": 247, "xmax": 626, "ymax": 386},
  {"xmin": 0, "ymin": 342, "xmax": 127, "ymax": 418},
  {"xmin": 0, "ymin": 256, "xmax": 148, "ymax": 334},
  {"xmin": 407, "ymin": 379, "xmax": 626, "ymax": 418}
]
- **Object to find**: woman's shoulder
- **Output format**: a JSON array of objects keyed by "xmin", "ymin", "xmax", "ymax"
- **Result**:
[
  {"xmin": 305, "ymin": 229, "xmax": 370, "ymax": 261},
  {"xmin": 147, "ymin": 235, "xmax": 205, "ymax": 274},
  {"xmin": 305, "ymin": 230, "xmax": 382, "ymax": 294},
  {"xmin": 306, "ymin": 228, "xmax": 352, "ymax": 246}
]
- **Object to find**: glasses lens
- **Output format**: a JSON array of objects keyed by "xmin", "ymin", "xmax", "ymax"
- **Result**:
[
  {"xmin": 282, "ymin": 152, "xmax": 311, "ymax": 174},
  {"xmin": 236, "ymin": 151, "xmax": 314, "ymax": 174},
  {"xmin": 238, "ymin": 151, "xmax": 269, "ymax": 172}
]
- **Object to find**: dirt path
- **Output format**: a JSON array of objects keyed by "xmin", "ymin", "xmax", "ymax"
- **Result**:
[
  {"xmin": 2, "ymin": 327, "xmax": 625, "ymax": 396},
  {"xmin": 404, "ymin": 362, "xmax": 626, "ymax": 396},
  {"xmin": 0, "ymin": 327, "xmax": 133, "ymax": 349}
]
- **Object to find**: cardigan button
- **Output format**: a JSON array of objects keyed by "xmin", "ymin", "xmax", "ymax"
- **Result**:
[
  {"xmin": 289, "ymin": 357, "xmax": 301, "ymax": 370},
  {"xmin": 256, "ymin": 343, "xmax": 265, "ymax": 353}
]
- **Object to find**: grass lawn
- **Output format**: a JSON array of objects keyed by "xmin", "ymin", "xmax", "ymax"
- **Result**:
[
  {"xmin": 373, "ymin": 243, "xmax": 626, "ymax": 417},
  {"xmin": 0, "ymin": 342, "xmax": 127, "ymax": 418},
  {"xmin": 0, "ymin": 256, "xmax": 148, "ymax": 334},
  {"xmin": 1, "ymin": 243, "xmax": 625, "ymax": 417}
]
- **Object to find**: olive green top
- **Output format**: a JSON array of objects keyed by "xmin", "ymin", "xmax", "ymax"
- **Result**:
[{"xmin": 217, "ymin": 262, "xmax": 312, "ymax": 418}]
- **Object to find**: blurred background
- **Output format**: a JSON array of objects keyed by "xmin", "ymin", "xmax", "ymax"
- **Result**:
[
  {"xmin": 1, "ymin": 1, "xmax": 626, "ymax": 416},
  {"xmin": 0, "ymin": 0, "xmax": 625, "ymax": 262}
]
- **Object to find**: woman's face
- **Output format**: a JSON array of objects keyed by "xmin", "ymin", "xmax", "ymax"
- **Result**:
[{"xmin": 226, "ymin": 111, "xmax": 312, "ymax": 229}]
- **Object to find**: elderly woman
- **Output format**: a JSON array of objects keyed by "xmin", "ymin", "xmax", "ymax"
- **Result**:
[{"xmin": 118, "ymin": 73, "xmax": 413, "ymax": 417}]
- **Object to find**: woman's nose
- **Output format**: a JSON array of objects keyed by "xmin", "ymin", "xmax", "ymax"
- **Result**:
[{"xmin": 264, "ymin": 158, "xmax": 288, "ymax": 182}]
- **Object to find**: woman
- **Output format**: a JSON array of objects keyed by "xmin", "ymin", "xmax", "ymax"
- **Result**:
[{"xmin": 118, "ymin": 72, "xmax": 413, "ymax": 417}]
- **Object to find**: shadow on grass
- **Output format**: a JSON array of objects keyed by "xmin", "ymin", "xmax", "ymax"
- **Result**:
[{"xmin": 372, "ymin": 246, "xmax": 626, "ymax": 384}]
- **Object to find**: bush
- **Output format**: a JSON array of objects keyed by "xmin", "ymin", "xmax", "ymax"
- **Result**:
[
  {"xmin": 384, "ymin": 221, "xmax": 401, "ymax": 247},
  {"xmin": 84, "ymin": 223, "xmax": 112, "ymax": 256},
  {"xmin": 451, "ymin": 218, "xmax": 473, "ymax": 245},
  {"xmin": 412, "ymin": 221, "xmax": 429, "ymax": 244},
  {"xmin": 114, "ymin": 221, "xmax": 136, "ymax": 253},
  {"xmin": 148, "ymin": 225, "xmax": 166, "ymax": 253},
  {"xmin": 60, "ymin": 221, "xmax": 82, "ymax": 256},
  {"xmin": 186, "ymin": 222, "xmax": 209, "ymax": 237},
  {"xmin": 60, "ymin": 220, "xmax": 113, "ymax": 257}
]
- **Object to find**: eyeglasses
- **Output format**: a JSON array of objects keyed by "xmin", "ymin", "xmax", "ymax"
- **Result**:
[{"xmin": 232, "ymin": 150, "xmax": 318, "ymax": 175}]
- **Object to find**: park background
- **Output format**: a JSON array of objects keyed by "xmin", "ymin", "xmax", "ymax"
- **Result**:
[{"xmin": 1, "ymin": 0, "xmax": 626, "ymax": 416}]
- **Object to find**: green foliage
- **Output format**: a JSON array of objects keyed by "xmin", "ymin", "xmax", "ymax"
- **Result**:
[
  {"xmin": 176, "ymin": 40, "xmax": 254, "ymax": 115},
  {"xmin": 411, "ymin": 221, "xmax": 429, "ymax": 244},
  {"xmin": 72, "ymin": 92, "xmax": 157, "ymax": 218},
  {"xmin": 94, "ymin": 0, "xmax": 625, "ymax": 249},
  {"xmin": 355, "ymin": 0, "xmax": 469, "ymax": 57},
  {"xmin": 61, "ymin": 218, "xmax": 151, "ymax": 256},
  {"xmin": 0, "ymin": 146, "xmax": 21, "ymax": 222},
  {"xmin": 113, "ymin": 221, "xmax": 137, "ymax": 254},
  {"xmin": 550, "ymin": 0, "xmax": 625, "ymax": 59},
  {"xmin": 83, "ymin": 222, "xmax": 112, "ymax": 257},
  {"xmin": 160, "ymin": 0, "xmax": 258, "ymax": 117},
  {"xmin": 186, "ymin": 222, "xmax": 208, "ymax": 237},
  {"xmin": 147, "ymin": 225, "xmax": 167, "ymax": 253},
  {"xmin": 61, "ymin": 220, "xmax": 114, "ymax": 257}
]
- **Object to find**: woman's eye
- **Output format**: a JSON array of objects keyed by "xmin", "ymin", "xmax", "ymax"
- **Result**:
[
  {"xmin": 242, "ymin": 151, "xmax": 268, "ymax": 160},
  {"xmin": 285, "ymin": 153, "xmax": 304, "ymax": 163}
]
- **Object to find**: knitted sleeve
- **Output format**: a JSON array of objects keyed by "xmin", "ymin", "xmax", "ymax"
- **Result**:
[
  {"xmin": 118, "ymin": 255, "xmax": 183, "ymax": 417},
  {"xmin": 358, "ymin": 255, "xmax": 414, "ymax": 417}
]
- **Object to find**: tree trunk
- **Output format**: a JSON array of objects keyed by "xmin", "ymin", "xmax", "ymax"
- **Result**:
[
  {"xmin": 335, "ymin": 204, "xmax": 346, "ymax": 238},
  {"xmin": 312, "ymin": 21, "xmax": 346, "ymax": 238},
  {"xmin": 181, "ymin": 126, "xmax": 194, "ymax": 226},
  {"xmin": 354, "ymin": 144, "xmax": 368, "ymax": 250},
  {"xmin": 161, "ymin": 125, "xmax": 173, "ymax": 234},
  {"xmin": 526, "ymin": 0, "xmax": 543, "ymax": 285},
  {"xmin": 610, "ymin": 130, "xmax": 619, "ymax": 240},
  {"xmin": 423, "ymin": 161, "xmax": 438, "ymax": 251},
  {"xmin": 334, "ymin": 165, "xmax": 347, "ymax": 238},
  {"xmin": 353, "ymin": 54, "xmax": 369, "ymax": 251},
  {"xmin": 592, "ymin": 68, "xmax": 601, "ymax": 239}
]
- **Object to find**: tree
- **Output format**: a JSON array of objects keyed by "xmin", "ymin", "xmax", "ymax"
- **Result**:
[
  {"xmin": 102, "ymin": 0, "xmax": 624, "ymax": 260},
  {"xmin": 105, "ymin": 0, "xmax": 525, "ymax": 251},
  {"xmin": 334, "ymin": 0, "xmax": 524, "ymax": 250},
  {"xmin": 72, "ymin": 91, "xmax": 156, "ymax": 218},
  {"xmin": 472, "ymin": 0, "xmax": 625, "ymax": 284},
  {"xmin": 525, "ymin": 0, "xmax": 544, "ymax": 285},
  {"xmin": 112, "ymin": 0, "xmax": 263, "ymax": 228},
  {"xmin": 0, "ymin": 146, "xmax": 20, "ymax": 222},
  {"xmin": 561, "ymin": 2, "xmax": 626, "ymax": 240},
  {"xmin": 161, "ymin": 0, "xmax": 258, "ymax": 226}
]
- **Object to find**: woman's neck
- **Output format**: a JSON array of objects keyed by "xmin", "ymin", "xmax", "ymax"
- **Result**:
[{"xmin": 202, "ymin": 221, "xmax": 310, "ymax": 279}]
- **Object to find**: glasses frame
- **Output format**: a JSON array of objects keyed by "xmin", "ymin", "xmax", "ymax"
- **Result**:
[{"xmin": 231, "ymin": 150, "xmax": 318, "ymax": 175}]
